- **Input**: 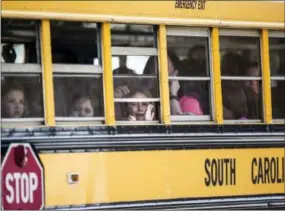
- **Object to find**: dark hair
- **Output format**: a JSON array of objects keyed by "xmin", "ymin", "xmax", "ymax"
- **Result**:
[
  {"xmin": 222, "ymin": 86, "xmax": 248, "ymax": 119},
  {"xmin": 2, "ymin": 81, "xmax": 25, "ymax": 97},
  {"xmin": 168, "ymin": 49, "xmax": 181, "ymax": 71},
  {"xmin": 71, "ymin": 95, "xmax": 94, "ymax": 105},
  {"xmin": 221, "ymin": 52, "xmax": 250, "ymax": 76},
  {"xmin": 70, "ymin": 95, "xmax": 96, "ymax": 116},
  {"xmin": 243, "ymin": 61, "xmax": 260, "ymax": 77},
  {"xmin": 248, "ymin": 61, "xmax": 258, "ymax": 69},
  {"xmin": 52, "ymin": 45, "xmax": 78, "ymax": 64},
  {"xmin": 179, "ymin": 57, "xmax": 206, "ymax": 77},
  {"xmin": 113, "ymin": 66, "xmax": 138, "ymax": 90},
  {"xmin": 187, "ymin": 45, "xmax": 205, "ymax": 59},
  {"xmin": 178, "ymin": 59, "xmax": 206, "ymax": 100},
  {"xmin": 243, "ymin": 86, "xmax": 260, "ymax": 119},
  {"xmin": 143, "ymin": 56, "xmax": 157, "ymax": 75},
  {"xmin": 113, "ymin": 66, "xmax": 135, "ymax": 75},
  {"xmin": 143, "ymin": 49, "xmax": 181, "ymax": 75}
]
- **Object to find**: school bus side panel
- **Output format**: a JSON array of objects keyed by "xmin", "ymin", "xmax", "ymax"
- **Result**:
[
  {"xmin": 2, "ymin": 1, "xmax": 284, "ymax": 25},
  {"xmin": 40, "ymin": 148, "xmax": 285, "ymax": 206}
]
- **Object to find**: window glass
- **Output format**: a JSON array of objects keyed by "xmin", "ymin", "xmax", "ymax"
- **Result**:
[
  {"xmin": 269, "ymin": 36, "xmax": 285, "ymax": 119},
  {"xmin": 111, "ymin": 24, "xmax": 155, "ymax": 47},
  {"xmin": 126, "ymin": 56, "xmax": 150, "ymax": 75},
  {"xmin": 1, "ymin": 19, "xmax": 39, "ymax": 64},
  {"xmin": 1, "ymin": 19, "xmax": 43, "ymax": 119},
  {"xmin": 111, "ymin": 24, "xmax": 160, "ymax": 122},
  {"xmin": 166, "ymin": 29, "xmax": 211, "ymax": 119},
  {"xmin": 51, "ymin": 21, "xmax": 104, "ymax": 119},
  {"xmin": 220, "ymin": 35, "xmax": 262, "ymax": 120},
  {"xmin": 51, "ymin": 21, "xmax": 101, "ymax": 64},
  {"xmin": 167, "ymin": 36, "xmax": 209, "ymax": 76},
  {"xmin": 1, "ymin": 76, "xmax": 43, "ymax": 118},
  {"xmin": 53, "ymin": 77, "xmax": 103, "ymax": 117}
]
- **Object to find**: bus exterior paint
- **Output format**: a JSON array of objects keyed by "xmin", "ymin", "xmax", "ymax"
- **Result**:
[
  {"xmin": 2, "ymin": 1, "xmax": 284, "ymax": 29},
  {"xmin": 41, "ymin": 148, "xmax": 284, "ymax": 207},
  {"xmin": 1, "ymin": 0, "xmax": 285, "ymax": 210}
]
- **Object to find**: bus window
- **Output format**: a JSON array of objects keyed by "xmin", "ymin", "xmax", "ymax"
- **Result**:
[
  {"xmin": 50, "ymin": 21, "xmax": 104, "ymax": 121},
  {"xmin": 166, "ymin": 27, "xmax": 212, "ymax": 121},
  {"xmin": 1, "ymin": 19, "xmax": 44, "ymax": 121},
  {"xmin": 111, "ymin": 24, "xmax": 160, "ymax": 122},
  {"xmin": 269, "ymin": 31, "xmax": 285, "ymax": 120},
  {"xmin": 219, "ymin": 30, "xmax": 262, "ymax": 121}
]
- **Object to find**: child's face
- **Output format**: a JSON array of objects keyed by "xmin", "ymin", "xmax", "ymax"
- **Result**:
[
  {"xmin": 128, "ymin": 92, "xmax": 149, "ymax": 120},
  {"xmin": 72, "ymin": 98, "xmax": 94, "ymax": 117},
  {"xmin": 3, "ymin": 90, "xmax": 25, "ymax": 118}
]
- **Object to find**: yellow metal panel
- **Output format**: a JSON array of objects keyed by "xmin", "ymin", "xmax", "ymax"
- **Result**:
[
  {"xmin": 2, "ymin": 1, "xmax": 284, "ymax": 29},
  {"xmin": 101, "ymin": 23, "xmax": 115, "ymax": 125},
  {"xmin": 158, "ymin": 25, "xmax": 170, "ymax": 124},
  {"xmin": 40, "ymin": 148, "xmax": 285, "ymax": 206},
  {"xmin": 211, "ymin": 28, "xmax": 223, "ymax": 124},
  {"xmin": 261, "ymin": 29, "xmax": 272, "ymax": 124},
  {"xmin": 41, "ymin": 20, "xmax": 55, "ymax": 126}
]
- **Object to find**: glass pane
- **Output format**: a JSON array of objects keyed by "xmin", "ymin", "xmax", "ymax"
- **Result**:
[
  {"xmin": 167, "ymin": 36, "xmax": 209, "ymax": 76},
  {"xmin": 220, "ymin": 35, "xmax": 262, "ymax": 120},
  {"xmin": 1, "ymin": 76, "xmax": 43, "ymax": 118},
  {"xmin": 177, "ymin": 81, "xmax": 210, "ymax": 115},
  {"xmin": 115, "ymin": 102, "xmax": 159, "ymax": 121},
  {"xmin": 272, "ymin": 80, "xmax": 285, "ymax": 119},
  {"xmin": 51, "ymin": 21, "xmax": 100, "ymax": 64},
  {"xmin": 111, "ymin": 24, "xmax": 155, "ymax": 47},
  {"xmin": 114, "ymin": 85, "xmax": 159, "ymax": 122},
  {"xmin": 220, "ymin": 36, "xmax": 261, "ymax": 76},
  {"xmin": 269, "ymin": 37, "xmax": 285, "ymax": 77},
  {"xmin": 114, "ymin": 77, "xmax": 159, "ymax": 98},
  {"xmin": 166, "ymin": 31, "xmax": 211, "ymax": 118},
  {"xmin": 111, "ymin": 24, "xmax": 160, "ymax": 121},
  {"xmin": 53, "ymin": 77, "xmax": 103, "ymax": 117},
  {"xmin": 1, "ymin": 19, "xmax": 39, "ymax": 64},
  {"xmin": 222, "ymin": 80, "xmax": 262, "ymax": 120},
  {"xmin": 112, "ymin": 55, "xmax": 154, "ymax": 75}
]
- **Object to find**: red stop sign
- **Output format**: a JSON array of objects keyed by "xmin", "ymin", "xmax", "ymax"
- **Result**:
[{"xmin": 2, "ymin": 143, "xmax": 44, "ymax": 210}]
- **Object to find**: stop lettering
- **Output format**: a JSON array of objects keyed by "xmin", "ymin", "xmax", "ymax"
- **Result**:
[{"xmin": 2, "ymin": 143, "xmax": 44, "ymax": 210}]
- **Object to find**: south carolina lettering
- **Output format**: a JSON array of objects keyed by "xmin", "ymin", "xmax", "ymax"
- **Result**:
[
  {"xmin": 204, "ymin": 158, "xmax": 236, "ymax": 186},
  {"xmin": 251, "ymin": 157, "xmax": 284, "ymax": 184},
  {"xmin": 175, "ymin": 0, "xmax": 206, "ymax": 10}
]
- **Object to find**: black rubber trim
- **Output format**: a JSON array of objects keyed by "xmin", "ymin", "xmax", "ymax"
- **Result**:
[
  {"xmin": 43, "ymin": 193, "xmax": 285, "ymax": 210},
  {"xmin": 1, "ymin": 124, "xmax": 284, "ymax": 154},
  {"xmin": 2, "ymin": 124, "xmax": 285, "ymax": 136}
]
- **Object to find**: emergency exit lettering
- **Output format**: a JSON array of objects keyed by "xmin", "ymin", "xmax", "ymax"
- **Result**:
[{"xmin": 175, "ymin": 0, "xmax": 206, "ymax": 10}]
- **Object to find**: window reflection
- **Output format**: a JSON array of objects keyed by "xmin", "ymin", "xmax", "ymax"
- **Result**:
[
  {"xmin": 1, "ymin": 76, "xmax": 43, "ymax": 118},
  {"xmin": 166, "ymin": 29, "xmax": 211, "ymax": 118},
  {"xmin": 54, "ymin": 77, "xmax": 103, "ymax": 117},
  {"xmin": 220, "ymin": 35, "xmax": 262, "ymax": 120},
  {"xmin": 270, "ymin": 36, "xmax": 285, "ymax": 119},
  {"xmin": 111, "ymin": 24, "xmax": 160, "ymax": 121},
  {"xmin": 51, "ymin": 21, "xmax": 100, "ymax": 64},
  {"xmin": 51, "ymin": 21, "xmax": 104, "ymax": 120},
  {"xmin": 1, "ymin": 19, "xmax": 39, "ymax": 64}
]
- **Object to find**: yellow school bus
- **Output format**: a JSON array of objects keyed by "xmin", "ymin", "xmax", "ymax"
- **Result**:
[{"xmin": 1, "ymin": 0, "xmax": 285, "ymax": 210}]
